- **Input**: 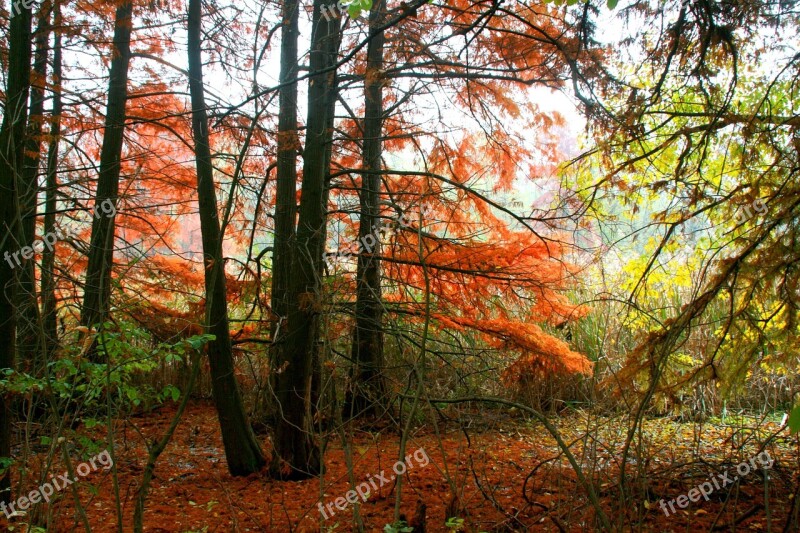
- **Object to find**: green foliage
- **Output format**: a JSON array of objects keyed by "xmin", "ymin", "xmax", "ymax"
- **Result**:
[
  {"xmin": 446, "ymin": 516, "xmax": 465, "ymax": 531},
  {"xmin": 347, "ymin": 0, "xmax": 372, "ymax": 19},
  {"xmin": 789, "ymin": 405, "xmax": 800, "ymax": 435},
  {"xmin": 162, "ymin": 384, "xmax": 181, "ymax": 402},
  {"xmin": 91, "ymin": 324, "xmax": 209, "ymax": 410},
  {"xmin": 384, "ymin": 521, "xmax": 414, "ymax": 533},
  {"xmin": 0, "ymin": 322, "xmax": 214, "ymax": 424},
  {"xmin": 0, "ymin": 456, "xmax": 14, "ymax": 477}
]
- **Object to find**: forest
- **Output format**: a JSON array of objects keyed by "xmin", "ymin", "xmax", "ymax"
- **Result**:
[{"xmin": 0, "ymin": 0, "xmax": 799, "ymax": 530}]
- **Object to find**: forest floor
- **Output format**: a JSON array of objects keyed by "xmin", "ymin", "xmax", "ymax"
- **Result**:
[{"xmin": 3, "ymin": 400, "xmax": 797, "ymax": 532}]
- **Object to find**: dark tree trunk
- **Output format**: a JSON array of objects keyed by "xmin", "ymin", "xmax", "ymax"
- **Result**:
[
  {"xmin": 345, "ymin": 0, "xmax": 388, "ymax": 418},
  {"xmin": 42, "ymin": 0, "xmax": 63, "ymax": 355},
  {"xmin": 187, "ymin": 0, "xmax": 266, "ymax": 476},
  {"xmin": 0, "ymin": 1, "xmax": 33, "ymax": 507},
  {"xmin": 310, "ymin": 27, "xmax": 341, "ymax": 420},
  {"xmin": 266, "ymin": 0, "xmax": 300, "ymax": 421},
  {"xmin": 80, "ymin": 1, "xmax": 132, "ymax": 336},
  {"xmin": 270, "ymin": 0, "xmax": 341, "ymax": 479},
  {"xmin": 270, "ymin": 0, "xmax": 300, "ymax": 341},
  {"xmin": 17, "ymin": 9, "xmax": 51, "ymax": 375}
]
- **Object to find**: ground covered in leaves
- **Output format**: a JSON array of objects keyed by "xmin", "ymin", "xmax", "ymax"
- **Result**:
[{"xmin": 3, "ymin": 401, "xmax": 797, "ymax": 532}]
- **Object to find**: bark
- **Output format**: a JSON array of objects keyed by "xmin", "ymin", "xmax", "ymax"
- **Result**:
[
  {"xmin": 266, "ymin": 0, "xmax": 300, "ymax": 420},
  {"xmin": 270, "ymin": 0, "xmax": 300, "ymax": 342},
  {"xmin": 311, "ymin": 24, "xmax": 341, "ymax": 419},
  {"xmin": 187, "ymin": 0, "xmax": 266, "ymax": 476},
  {"xmin": 345, "ymin": 0, "xmax": 388, "ymax": 418},
  {"xmin": 80, "ymin": 1, "xmax": 132, "ymax": 337},
  {"xmin": 42, "ymin": 0, "xmax": 63, "ymax": 355},
  {"xmin": 270, "ymin": 0, "xmax": 341, "ymax": 479},
  {"xmin": 0, "ymin": 1, "xmax": 33, "ymax": 507},
  {"xmin": 17, "ymin": 8, "xmax": 51, "ymax": 374}
]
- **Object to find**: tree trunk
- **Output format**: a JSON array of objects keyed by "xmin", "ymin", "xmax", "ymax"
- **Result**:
[
  {"xmin": 42, "ymin": 0, "xmax": 63, "ymax": 355},
  {"xmin": 266, "ymin": 0, "xmax": 300, "ymax": 420},
  {"xmin": 187, "ymin": 0, "xmax": 266, "ymax": 476},
  {"xmin": 310, "ymin": 25, "xmax": 341, "ymax": 422},
  {"xmin": 270, "ymin": 0, "xmax": 300, "ymax": 338},
  {"xmin": 270, "ymin": 0, "xmax": 341, "ymax": 479},
  {"xmin": 0, "ymin": 0, "xmax": 33, "ymax": 507},
  {"xmin": 17, "ymin": 8, "xmax": 51, "ymax": 375},
  {"xmin": 345, "ymin": 0, "xmax": 388, "ymax": 418},
  {"xmin": 80, "ymin": 1, "xmax": 132, "ymax": 337}
]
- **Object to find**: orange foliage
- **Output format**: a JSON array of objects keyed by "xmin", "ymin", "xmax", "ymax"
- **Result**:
[{"xmin": 432, "ymin": 314, "xmax": 592, "ymax": 377}]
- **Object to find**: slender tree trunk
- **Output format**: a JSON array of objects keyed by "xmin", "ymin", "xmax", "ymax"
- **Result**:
[
  {"xmin": 270, "ymin": 0, "xmax": 300, "ymax": 340},
  {"xmin": 42, "ymin": 0, "xmax": 63, "ymax": 355},
  {"xmin": 80, "ymin": 1, "xmax": 132, "ymax": 336},
  {"xmin": 17, "ymin": 8, "xmax": 51, "ymax": 375},
  {"xmin": 266, "ymin": 0, "xmax": 300, "ymax": 420},
  {"xmin": 345, "ymin": 0, "xmax": 388, "ymax": 418},
  {"xmin": 271, "ymin": 0, "xmax": 341, "ymax": 479},
  {"xmin": 0, "ymin": 0, "xmax": 33, "ymax": 507},
  {"xmin": 310, "ymin": 27, "xmax": 341, "ymax": 418},
  {"xmin": 187, "ymin": 0, "xmax": 266, "ymax": 476}
]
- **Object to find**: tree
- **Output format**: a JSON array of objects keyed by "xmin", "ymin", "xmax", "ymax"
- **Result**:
[
  {"xmin": 16, "ymin": 6, "xmax": 50, "ymax": 374},
  {"xmin": 344, "ymin": 0, "xmax": 389, "ymax": 418},
  {"xmin": 187, "ymin": 0, "xmax": 266, "ymax": 476},
  {"xmin": 270, "ymin": 0, "xmax": 342, "ymax": 479},
  {"xmin": 0, "ymin": 0, "xmax": 33, "ymax": 506},
  {"xmin": 561, "ymin": 0, "xmax": 800, "ymax": 516},
  {"xmin": 318, "ymin": 0, "xmax": 601, "ymax": 402},
  {"xmin": 572, "ymin": 0, "xmax": 800, "ymax": 399},
  {"xmin": 80, "ymin": 0, "xmax": 133, "ymax": 339},
  {"xmin": 267, "ymin": 0, "xmax": 300, "ymax": 419},
  {"xmin": 41, "ymin": 0, "xmax": 63, "ymax": 355}
]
